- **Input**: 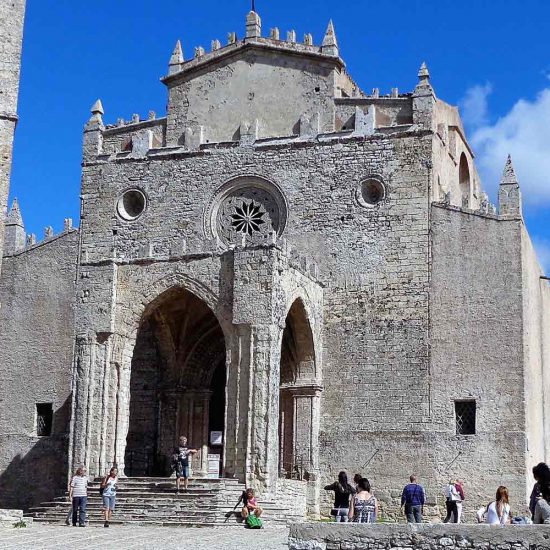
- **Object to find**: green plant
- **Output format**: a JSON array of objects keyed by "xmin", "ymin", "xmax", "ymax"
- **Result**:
[{"xmin": 13, "ymin": 520, "xmax": 27, "ymax": 528}]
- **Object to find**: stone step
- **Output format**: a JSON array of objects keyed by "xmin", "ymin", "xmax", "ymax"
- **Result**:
[
  {"xmin": 30, "ymin": 477, "xmax": 301, "ymax": 525},
  {"xmin": 33, "ymin": 498, "xmax": 294, "ymax": 512}
]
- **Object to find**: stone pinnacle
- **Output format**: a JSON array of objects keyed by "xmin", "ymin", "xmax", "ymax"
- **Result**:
[
  {"xmin": 418, "ymin": 62, "xmax": 430, "ymax": 79},
  {"xmin": 321, "ymin": 20, "xmax": 338, "ymax": 56},
  {"xmin": 90, "ymin": 99, "xmax": 104, "ymax": 116},
  {"xmin": 170, "ymin": 40, "xmax": 184, "ymax": 65},
  {"xmin": 6, "ymin": 198, "xmax": 24, "ymax": 227},
  {"xmin": 501, "ymin": 154, "xmax": 519, "ymax": 185}
]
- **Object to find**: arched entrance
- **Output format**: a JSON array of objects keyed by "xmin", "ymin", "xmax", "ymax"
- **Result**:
[
  {"xmin": 124, "ymin": 288, "xmax": 226, "ymax": 477},
  {"xmin": 279, "ymin": 299, "xmax": 318, "ymax": 480}
]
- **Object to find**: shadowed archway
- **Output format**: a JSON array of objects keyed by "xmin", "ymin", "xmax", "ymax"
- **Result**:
[{"xmin": 124, "ymin": 287, "xmax": 226, "ymax": 477}]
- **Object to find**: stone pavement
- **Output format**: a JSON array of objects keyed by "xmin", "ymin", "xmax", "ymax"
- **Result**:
[{"xmin": 0, "ymin": 524, "xmax": 289, "ymax": 549}]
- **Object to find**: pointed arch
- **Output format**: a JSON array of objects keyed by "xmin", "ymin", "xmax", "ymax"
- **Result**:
[
  {"xmin": 124, "ymin": 286, "xmax": 227, "ymax": 478},
  {"xmin": 459, "ymin": 153, "xmax": 471, "ymax": 207}
]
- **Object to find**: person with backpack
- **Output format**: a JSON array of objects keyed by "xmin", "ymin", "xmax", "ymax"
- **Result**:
[
  {"xmin": 400, "ymin": 474, "xmax": 425, "ymax": 523},
  {"xmin": 100, "ymin": 467, "xmax": 118, "ymax": 528},
  {"xmin": 476, "ymin": 486, "xmax": 511, "ymax": 525},
  {"xmin": 240, "ymin": 488, "xmax": 263, "ymax": 528},
  {"xmin": 324, "ymin": 471, "xmax": 355, "ymax": 522}
]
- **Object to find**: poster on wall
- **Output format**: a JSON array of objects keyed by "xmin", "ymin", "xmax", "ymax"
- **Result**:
[{"xmin": 210, "ymin": 431, "xmax": 223, "ymax": 445}]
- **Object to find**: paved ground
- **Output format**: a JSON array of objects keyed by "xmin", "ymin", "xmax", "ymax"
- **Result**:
[{"xmin": 0, "ymin": 524, "xmax": 290, "ymax": 549}]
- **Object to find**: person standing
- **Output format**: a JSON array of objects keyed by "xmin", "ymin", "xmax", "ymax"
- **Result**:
[
  {"xmin": 100, "ymin": 467, "xmax": 118, "ymax": 528},
  {"xmin": 69, "ymin": 467, "xmax": 88, "ymax": 527},
  {"xmin": 400, "ymin": 474, "xmax": 425, "ymax": 523},
  {"xmin": 349, "ymin": 478, "xmax": 378, "ymax": 523},
  {"xmin": 530, "ymin": 462, "xmax": 550, "ymax": 520},
  {"xmin": 455, "ymin": 479, "xmax": 465, "ymax": 523},
  {"xmin": 324, "ymin": 471, "xmax": 355, "ymax": 522},
  {"xmin": 443, "ymin": 479, "xmax": 460, "ymax": 523},
  {"xmin": 172, "ymin": 435, "xmax": 198, "ymax": 492}
]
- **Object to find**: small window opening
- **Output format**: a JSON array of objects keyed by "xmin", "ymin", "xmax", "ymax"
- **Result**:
[
  {"xmin": 455, "ymin": 400, "xmax": 476, "ymax": 435},
  {"xmin": 36, "ymin": 403, "xmax": 53, "ymax": 437}
]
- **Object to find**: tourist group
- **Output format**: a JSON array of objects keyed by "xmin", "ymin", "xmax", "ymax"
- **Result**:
[{"xmin": 324, "ymin": 463, "xmax": 550, "ymax": 525}]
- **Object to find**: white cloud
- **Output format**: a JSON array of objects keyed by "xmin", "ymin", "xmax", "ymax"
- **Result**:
[
  {"xmin": 533, "ymin": 238, "xmax": 550, "ymax": 275},
  {"xmin": 459, "ymin": 83, "xmax": 492, "ymax": 128},
  {"xmin": 466, "ymin": 87, "xmax": 550, "ymax": 204}
]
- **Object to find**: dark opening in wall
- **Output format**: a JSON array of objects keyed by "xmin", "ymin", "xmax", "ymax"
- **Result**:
[
  {"xmin": 455, "ymin": 400, "xmax": 476, "ymax": 435},
  {"xmin": 36, "ymin": 403, "xmax": 53, "ymax": 437}
]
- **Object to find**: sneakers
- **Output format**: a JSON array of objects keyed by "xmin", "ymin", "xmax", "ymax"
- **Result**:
[{"xmin": 104, "ymin": 521, "xmax": 109, "ymax": 528}]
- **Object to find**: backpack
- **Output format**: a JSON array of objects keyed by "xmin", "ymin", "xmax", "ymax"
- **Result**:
[{"xmin": 246, "ymin": 514, "xmax": 263, "ymax": 529}]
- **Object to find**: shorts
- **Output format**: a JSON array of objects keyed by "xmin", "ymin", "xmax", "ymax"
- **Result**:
[
  {"xmin": 176, "ymin": 464, "xmax": 190, "ymax": 479},
  {"xmin": 102, "ymin": 495, "xmax": 116, "ymax": 510}
]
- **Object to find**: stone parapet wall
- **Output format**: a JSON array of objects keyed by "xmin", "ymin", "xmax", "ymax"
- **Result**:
[{"xmin": 289, "ymin": 523, "xmax": 550, "ymax": 550}]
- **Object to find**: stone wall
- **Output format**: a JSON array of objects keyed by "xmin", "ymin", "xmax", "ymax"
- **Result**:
[
  {"xmin": 0, "ymin": 231, "xmax": 78, "ymax": 510},
  {"xmin": 520, "ymin": 225, "xmax": 550, "ymax": 480},
  {"xmin": 288, "ymin": 523, "xmax": 550, "ymax": 550},
  {"xmin": 430, "ymin": 205, "xmax": 526, "ymax": 515},
  {"xmin": 0, "ymin": 0, "xmax": 26, "ymax": 269}
]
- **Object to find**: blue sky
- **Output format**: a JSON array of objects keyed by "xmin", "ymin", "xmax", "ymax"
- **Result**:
[{"xmin": 9, "ymin": 0, "xmax": 550, "ymax": 271}]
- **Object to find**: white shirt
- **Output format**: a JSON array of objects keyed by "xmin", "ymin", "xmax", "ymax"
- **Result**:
[
  {"xmin": 445, "ymin": 484, "xmax": 461, "ymax": 501},
  {"xmin": 70, "ymin": 475, "xmax": 88, "ymax": 497},
  {"xmin": 485, "ymin": 501, "xmax": 510, "ymax": 525}
]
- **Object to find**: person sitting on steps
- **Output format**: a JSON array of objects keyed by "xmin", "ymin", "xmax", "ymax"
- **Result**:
[{"xmin": 241, "ymin": 488, "xmax": 263, "ymax": 519}]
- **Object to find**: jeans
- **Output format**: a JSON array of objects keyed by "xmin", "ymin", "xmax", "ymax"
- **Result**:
[
  {"xmin": 405, "ymin": 504, "xmax": 422, "ymax": 523},
  {"xmin": 333, "ymin": 507, "xmax": 349, "ymax": 522},
  {"xmin": 72, "ymin": 496, "xmax": 87, "ymax": 526}
]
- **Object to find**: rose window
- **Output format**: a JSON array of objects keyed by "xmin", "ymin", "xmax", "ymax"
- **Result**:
[{"xmin": 230, "ymin": 200, "xmax": 266, "ymax": 235}]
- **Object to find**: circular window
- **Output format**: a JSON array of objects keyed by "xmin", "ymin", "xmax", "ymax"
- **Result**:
[
  {"xmin": 356, "ymin": 178, "xmax": 386, "ymax": 207},
  {"xmin": 117, "ymin": 189, "xmax": 146, "ymax": 221},
  {"xmin": 205, "ymin": 176, "xmax": 288, "ymax": 245}
]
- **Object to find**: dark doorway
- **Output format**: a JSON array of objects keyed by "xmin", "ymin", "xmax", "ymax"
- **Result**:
[{"xmin": 125, "ymin": 288, "xmax": 226, "ymax": 477}]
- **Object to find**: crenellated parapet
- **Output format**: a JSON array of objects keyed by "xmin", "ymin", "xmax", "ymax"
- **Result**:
[{"xmin": 2, "ymin": 198, "xmax": 77, "ymax": 257}]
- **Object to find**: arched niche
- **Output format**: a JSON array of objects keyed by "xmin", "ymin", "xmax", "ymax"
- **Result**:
[
  {"xmin": 278, "ymin": 298, "xmax": 319, "ymax": 480},
  {"xmin": 459, "ymin": 153, "xmax": 471, "ymax": 208}
]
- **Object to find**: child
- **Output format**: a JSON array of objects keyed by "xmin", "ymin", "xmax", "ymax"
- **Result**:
[{"xmin": 241, "ymin": 488, "xmax": 263, "ymax": 519}]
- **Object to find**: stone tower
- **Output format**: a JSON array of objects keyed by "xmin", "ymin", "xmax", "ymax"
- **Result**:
[{"xmin": 0, "ymin": 0, "xmax": 27, "ymax": 270}]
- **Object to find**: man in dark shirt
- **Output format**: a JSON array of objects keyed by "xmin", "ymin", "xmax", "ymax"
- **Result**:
[
  {"xmin": 172, "ymin": 435, "xmax": 197, "ymax": 493},
  {"xmin": 400, "ymin": 474, "xmax": 426, "ymax": 523}
]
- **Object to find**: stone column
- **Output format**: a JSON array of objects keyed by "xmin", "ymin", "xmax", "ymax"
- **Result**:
[
  {"xmin": 68, "ymin": 336, "xmax": 94, "ymax": 476},
  {"xmin": 224, "ymin": 327, "xmax": 252, "ymax": 481}
]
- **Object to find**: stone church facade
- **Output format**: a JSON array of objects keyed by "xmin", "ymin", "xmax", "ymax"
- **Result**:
[{"xmin": 1, "ymin": 8, "xmax": 549, "ymax": 517}]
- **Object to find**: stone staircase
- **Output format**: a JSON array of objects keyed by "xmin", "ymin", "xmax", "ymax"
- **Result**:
[{"xmin": 26, "ymin": 477, "xmax": 304, "ymax": 527}]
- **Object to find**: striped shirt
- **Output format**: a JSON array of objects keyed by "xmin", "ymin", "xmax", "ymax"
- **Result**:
[{"xmin": 70, "ymin": 475, "xmax": 88, "ymax": 497}]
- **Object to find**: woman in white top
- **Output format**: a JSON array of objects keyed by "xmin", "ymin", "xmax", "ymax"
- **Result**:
[
  {"xmin": 100, "ymin": 467, "xmax": 118, "ymax": 528},
  {"xmin": 477, "ymin": 486, "xmax": 511, "ymax": 525}
]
